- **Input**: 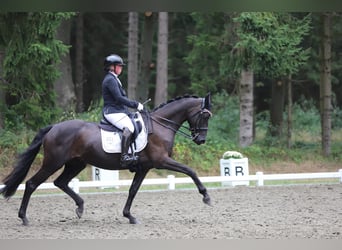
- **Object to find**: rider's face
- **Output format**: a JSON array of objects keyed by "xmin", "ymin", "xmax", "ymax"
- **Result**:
[{"xmin": 114, "ymin": 65, "xmax": 123, "ymax": 75}]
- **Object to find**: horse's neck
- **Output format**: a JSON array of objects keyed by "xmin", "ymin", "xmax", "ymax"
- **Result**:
[{"xmin": 153, "ymin": 99, "xmax": 197, "ymax": 125}]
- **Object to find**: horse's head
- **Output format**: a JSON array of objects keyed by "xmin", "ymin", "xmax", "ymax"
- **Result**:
[{"xmin": 188, "ymin": 93, "xmax": 212, "ymax": 145}]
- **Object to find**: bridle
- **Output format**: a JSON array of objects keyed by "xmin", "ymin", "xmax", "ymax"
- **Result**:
[
  {"xmin": 189, "ymin": 109, "xmax": 212, "ymax": 141},
  {"xmin": 151, "ymin": 104, "xmax": 212, "ymax": 141}
]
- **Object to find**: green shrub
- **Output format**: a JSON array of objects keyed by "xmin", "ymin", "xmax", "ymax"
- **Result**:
[
  {"xmin": 57, "ymin": 100, "xmax": 103, "ymax": 123},
  {"xmin": 332, "ymin": 107, "xmax": 342, "ymax": 129},
  {"xmin": 206, "ymin": 91, "xmax": 239, "ymax": 144},
  {"xmin": 291, "ymin": 97, "xmax": 320, "ymax": 134}
]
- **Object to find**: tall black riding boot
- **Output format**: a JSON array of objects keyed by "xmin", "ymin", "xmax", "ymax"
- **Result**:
[{"xmin": 121, "ymin": 127, "xmax": 137, "ymax": 167}]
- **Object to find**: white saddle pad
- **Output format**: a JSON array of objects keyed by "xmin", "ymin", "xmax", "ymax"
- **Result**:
[{"xmin": 100, "ymin": 112, "xmax": 148, "ymax": 153}]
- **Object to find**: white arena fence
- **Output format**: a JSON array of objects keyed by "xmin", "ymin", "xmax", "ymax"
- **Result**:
[{"xmin": 1, "ymin": 170, "xmax": 342, "ymax": 194}]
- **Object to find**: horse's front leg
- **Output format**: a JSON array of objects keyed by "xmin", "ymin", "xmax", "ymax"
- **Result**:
[
  {"xmin": 123, "ymin": 167, "xmax": 149, "ymax": 224},
  {"xmin": 159, "ymin": 157, "xmax": 212, "ymax": 206}
]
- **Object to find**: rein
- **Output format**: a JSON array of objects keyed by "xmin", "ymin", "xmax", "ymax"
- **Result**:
[
  {"xmin": 151, "ymin": 115, "xmax": 193, "ymax": 139},
  {"xmin": 151, "ymin": 109, "xmax": 212, "ymax": 141}
]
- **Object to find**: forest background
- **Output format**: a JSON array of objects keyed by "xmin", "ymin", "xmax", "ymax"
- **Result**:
[{"xmin": 0, "ymin": 12, "xmax": 341, "ymax": 180}]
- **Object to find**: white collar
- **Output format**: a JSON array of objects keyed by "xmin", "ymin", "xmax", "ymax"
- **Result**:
[{"xmin": 109, "ymin": 71, "xmax": 122, "ymax": 86}]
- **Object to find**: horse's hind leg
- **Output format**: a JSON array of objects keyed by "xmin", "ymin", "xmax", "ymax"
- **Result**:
[
  {"xmin": 19, "ymin": 161, "xmax": 64, "ymax": 226},
  {"xmin": 54, "ymin": 158, "xmax": 86, "ymax": 219}
]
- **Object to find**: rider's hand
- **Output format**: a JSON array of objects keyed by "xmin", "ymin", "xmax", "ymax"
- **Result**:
[{"xmin": 137, "ymin": 103, "xmax": 144, "ymax": 111}]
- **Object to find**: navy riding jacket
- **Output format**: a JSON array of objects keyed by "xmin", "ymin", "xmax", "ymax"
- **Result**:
[{"xmin": 102, "ymin": 72, "xmax": 138, "ymax": 115}]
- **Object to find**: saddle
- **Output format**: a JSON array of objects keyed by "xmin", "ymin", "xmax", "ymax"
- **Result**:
[
  {"xmin": 98, "ymin": 112, "xmax": 148, "ymax": 154},
  {"xmin": 99, "ymin": 112, "xmax": 142, "ymax": 140}
]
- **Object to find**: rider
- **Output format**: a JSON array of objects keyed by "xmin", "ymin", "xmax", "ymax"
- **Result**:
[{"xmin": 102, "ymin": 54, "xmax": 144, "ymax": 167}]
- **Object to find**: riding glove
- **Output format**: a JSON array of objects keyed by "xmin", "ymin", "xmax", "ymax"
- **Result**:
[{"xmin": 137, "ymin": 103, "xmax": 144, "ymax": 111}]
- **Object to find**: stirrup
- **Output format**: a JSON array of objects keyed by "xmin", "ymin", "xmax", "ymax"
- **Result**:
[{"xmin": 121, "ymin": 154, "xmax": 138, "ymax": 167}]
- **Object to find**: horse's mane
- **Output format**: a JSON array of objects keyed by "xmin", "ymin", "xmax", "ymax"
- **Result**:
[{"xmin": 151, "ymin": 94, "xmax": 199, "ymax": 112}]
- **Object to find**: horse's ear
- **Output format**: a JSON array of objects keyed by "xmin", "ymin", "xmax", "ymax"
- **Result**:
[{"xmin": 204, "ymin": 92, "xmax": 211, "ymax": 110}]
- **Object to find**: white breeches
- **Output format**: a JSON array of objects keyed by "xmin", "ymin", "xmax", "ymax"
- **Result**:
[{"xmin": 104, "ymin": 113, "xmax": 134, "ymax": 133}]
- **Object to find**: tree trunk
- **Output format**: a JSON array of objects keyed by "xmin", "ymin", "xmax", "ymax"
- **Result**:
[
  {"xmin": 269, "ymin": 79, "xmax": 286, "ymax": 138},
  {"xmin": 138, "ymin": 12, "xmax": 155, "ymax": 102},
  {"xmin": 320, "ymin": 12, "xmax": 332, "ymax": 157},
  {"xmin": 54, "ymin": 18, "xmax": 76, "ymax": 110},
  {"xmin": 75, "ymin": 13, "xmax": 84, "ymax": 113},
  {"xmin": 239, "ymin": 68, "xmax": 254, "ymax": 147},
  {"xmin": 127, "ymin": 12, "xmax": 139, "ymax": 100},
  {"xmin": 154, "ymin": 12, "xmax": 168, "ymax": 106},
  {"xmin": 287, "ymin": 75, "xmax": 293, "ymax": 149},
  {"xmin": 0, "ymin": 50, "xmax": 5, "ymax": 129}
]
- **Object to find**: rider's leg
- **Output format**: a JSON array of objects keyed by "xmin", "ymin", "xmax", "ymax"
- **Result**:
[
  {"xmin": 120, "ymin": 127, "xmax": 137, "ymax": 167},
  {"xmin": 103, "ymin": 113, "xmax": 137, "ymax": 167}
]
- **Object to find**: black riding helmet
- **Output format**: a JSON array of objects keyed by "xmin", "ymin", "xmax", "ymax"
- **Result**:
[{"xmin": 104, "ymin": 54, "xmax": 125, "ymax": 71}]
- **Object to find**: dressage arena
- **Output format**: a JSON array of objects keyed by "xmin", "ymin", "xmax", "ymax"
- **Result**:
[{"xmin": 1, "ymin": 184, "xmax": 342, "ymax": 239}]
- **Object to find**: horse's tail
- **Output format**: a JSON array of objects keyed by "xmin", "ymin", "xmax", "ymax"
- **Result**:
[{"xmin": 0, "ymin": 125, "xmax": 53, "ymax": 198}]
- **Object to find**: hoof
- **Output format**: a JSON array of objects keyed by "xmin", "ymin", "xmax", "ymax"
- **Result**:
[
  {"xmin": 126, "ymin": 215, "xmax": 139, "ymax": 224},
  {"xmin": 129, "ymin": 218, "xmax": 140, "ymax": 224},
  {"xmin": 76, "ymin": 207, "xmax": 83, "ymax": 219},
  {"xmin": 21, "ymin": 217, "xmax": 29, "ymax": 226},
  {"xmin": 124, "ymin": 211, "xmax": 139, "ymax": 224},
  {"xmin": 203, "ymin": 195, "xmax": 212, "ymax": 207}
]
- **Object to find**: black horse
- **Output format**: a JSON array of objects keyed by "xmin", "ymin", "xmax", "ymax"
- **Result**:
[{"xmin": 0, "ymin": 94, "xmax": 212, "ymax": 225}]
